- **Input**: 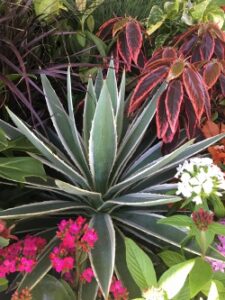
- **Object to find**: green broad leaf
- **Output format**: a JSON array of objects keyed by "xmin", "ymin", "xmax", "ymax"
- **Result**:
[
  {"xmin": 41, "ymin": 74, "xmax": 90, "ymax": 180},
  {"xmin": 125, "ymin": 238, "xmax": 157, "ymax": 290},
  {"xmin": 157, "ymin": 215, "xmax": 193, "ymax": 227},
  {"xmin": 89, "ymin": 214, "xmax": 115, "ymax": 299},
  {"xmin": 159, "ymin": 259, "xmax": 195, "ymax": 299},
  {"xmin": 189, "ymin": 258, "xmax": 213, "ymax": 298},
  {"xmin": 0, "ymin": 278, "xmax": 8, "ymax": 292},
  {"xmin": 147, "ymin": 5, "xmax": 165, "ymax": 35},
  {"xmin": 0, "ymin": 157, "xmax": 46, "ymax": 182},
  {"xmin": 89, "ymin": 81, "xmax": 117, "ymax": 193},
  {"xmin": 32, "ymin": 275, "xmax": 74, "ymax": 300},
  {"xmin": 106, "ymin": 59, "xmax": 118, "ymax": 114},
  {"xmin": 0, "ymin": 236, "xmax": 9, "ymax": 248},
  {"xmin": 202, "ymin": 279, "xmax": 225, "ymax": 299},
  {"xmin": 60, "ymin": 279, "xmax": 77, "ymax": 299},
  {"xmin": 212, "ymin": 196, "xmax": 225, "ymax": 217},
  {"xmin": 116, "ymin": 70, "xmax": 125, "ymax": 142},
  {"xmin": 85, "ymin": 31, "xmax": 106, "ymax": 57},
  {"xmin": 0, "ymin": 119, "xmax": 21, "ymax": 139},
  {"xmin": 210, "ymin": 222, "xmax": 225, "ymax": 236},
  {"xmin": 83, "ymin": 77, "xmax": 97, "ymax": 151},
  {"xmin": 159, "ymin": 250, "xmax": 185, "ymax": 268},
  {"xmin": 0, "ymin": 200, "xmax": 87, "ymax": 219},
  {"xmin": 207, "ymin": 280, "xmax": 220, "ymax": 300},
  {"xmin": 190, "ymin": 0, "xmax": 211, "ymax": 20},
  {"xmin": 115, "ymin": 231, "xmax": 141, "ymax": 298},
  {"xmin": 0, "ymin": 128, "xmax": 8, "ymax": 152},
  {"xmin": 109, "ymin": 81, "xmax": 167, "ymax": 187},
  {"xmin": 80, "ymin": 277, "xmax": 98, "ymax": 300},
  {"xmin": 7, "ymin": 108, "xmax": 88, "ymax": 187},
  {"xmin": 18, "ymin": 237, "xmax": 59, "ymax": 291},
  {"xmin": 33, "ymin": 0, "xmax": 63, "ymax": 19},
  {"xmin": 173, "ymin": 279, "xmax": 190, "ymax": 300}
]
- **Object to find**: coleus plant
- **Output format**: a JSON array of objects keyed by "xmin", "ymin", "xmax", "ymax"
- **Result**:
[
  {"xmin": 0, "ymin": 61, "xmax": 224, "ymax": 299},
  {"xmin": 128, "ymin": 47, "xmax": 211, "ymax": 144},
  {"xmin": 97, "ymin": 17, "xmax": 144, "ymax": 71}
]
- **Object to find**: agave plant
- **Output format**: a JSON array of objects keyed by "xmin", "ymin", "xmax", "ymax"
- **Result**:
[{"xmin": 0, "ymin": 61, "xmax": 225, "ymax": 299}]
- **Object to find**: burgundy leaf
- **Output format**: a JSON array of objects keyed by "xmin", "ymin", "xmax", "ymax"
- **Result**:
[
  {"xmin": 126, "ymin": 21, "xmax": 142, "ymax": 64},
  {"xmin": 210, "ymin": 23, "xmax": 225, "ymax": 43},
  {"xmin": 165, "ymin": 80, "xmax": 184, "ymax": 133},
  {"xmin": 97, "ymin": 17, "xmax": 121, "ymax": 39},
  {"xmin": 203, "ymin": 61, "xmax": 221, "ymax": 89},
  {"xmin": 215, "ymin": 39, "xmax": 225, "ymax": 59},
  {"xmin": 163, "ymin": 123, "xmax": 178, "ymax": 144},
  {"xmin": 200, "ymin": 32, "xmax": 215, "ymax": 61},
  {"xmin": 137, "ymin": 50, "xmax": 146, "ymax": 69},
  {"xmin": 182, "ymin": 67, "xmax": 208, "ymax": 120},
  {"xmin": 191, "ymin": 46, "xmax": 201, "ymax": 63},
  {"xmin": 179, "ymin": 35, "xmax": 198, "ymax": 56},
  {"xmin": 184, "ymin": 98, "xmax": 198, "ymax": 139},
  {"xmin": 161, "ymin": 125, "xmax": 180, "ymax": 154},
  {"xmin": 156, "ymin": 90, "xmax": 169, "ymax": 139},
  {"xmin": 117, "ymin": 30, "xmax": 132, "ymax": 71},
  {"xmin": 219, "ymin": 73, "xmax": 225, "ymax": 96},
  {"xmin": 128, "ymin": 66, "xmax": 169, "ymax": 114},
  {"xmin": 162, "ymin": 47, "xmax": 177, "ymax": 59}
]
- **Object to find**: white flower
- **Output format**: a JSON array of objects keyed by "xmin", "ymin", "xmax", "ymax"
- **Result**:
[{"xmin": 176, "ymin": 157, "xmax": 225, "ymax": 204}]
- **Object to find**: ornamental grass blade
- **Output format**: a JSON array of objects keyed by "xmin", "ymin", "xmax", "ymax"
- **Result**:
[
  {"xmin": 89, "ymin": 81, "xmax": 117, "ymax": 193},
  {"xmin": 7, "ymin": 108, "xmax": 88, "ymax": 187},
  {"xmin": 41, "ymin": 74, "xmax": 90, "ymax": 179},
  {"xmin": 83, "ymin": 77, "xmax": 97, "ymax": 150},
  {"xmin": 111, "ymin": 82, "xmax": 167, "ymax": 184},
  {"xmin": 89, "ymin": 214, "xmax": 115, "ymax": 299}
]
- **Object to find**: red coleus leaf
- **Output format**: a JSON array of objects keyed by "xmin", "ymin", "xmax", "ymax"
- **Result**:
[
  {"xmin": 117, "ymin": 30, "xmax": 132, "ymax": 71},
  {"xmin": 156, "ymin": 90, "xmax": 169, "ymax": 139},
  {"xmin": 184, "ymin": 98, "xmax": 199, "ymax": 139},
  {"xmin": 210, "ymin": 23, "xmax": 225, "ymax": 43},
  {"xmin": 97, "ymin": 17, "xmax": 122, "ymax": 39},
  {"xmin": 203, "ymin": 61, "xmax": 221, "ymax": 89},
  {"xmin": 162, "ymin": 47, "xmax": 177, "ymax": 59},
  {"xmin": 191, "ymin": 45, "xmax": 201, "ymax": 63},
  {"xmin": 200, "ymin": 32, "xmax": 215, "ymax": 61},
  {"xmin": 179, "ymin": 35, "xmax": 198, "ymax": 57},
  {"xmin": 137, "ymin": 50, "xmax": 146, "ymax": 69},
  {"xmin": 112, "ymin": 18, "xmax": 128, "ymax": 37},
  {"xmin": 215, "ymin": 39, "xmax": 225, "ymax": 60},
  {"xmin": 128, "ymin": 66, "xmax": 169, "ymax": 114},
  {"xmin": 182, "ymin": 67, "xmax": 208, "ymax": 121},
  {"xmin": 163, "ymin": 122, "xmax": 179, "ymax": 143},
  {"xmin": 165, "ymin": 80, "xmax": 184, "ymax": 133},
  {"xmin": 126, "ymin": 20, "xmax": 142, "ymax": 64},
  {"xmin": 219, "ymin": 73, "xmax": 225, "ymax": 96}
]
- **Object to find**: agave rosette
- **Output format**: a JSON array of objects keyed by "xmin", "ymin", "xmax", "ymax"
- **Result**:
[{"xmin": 0, "ymin": 61, "xmax": 225, "ymax": 299}]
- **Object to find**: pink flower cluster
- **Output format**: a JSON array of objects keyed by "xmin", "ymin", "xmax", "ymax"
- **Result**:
[
  {"xmin": 208, "ymin": 219, "xmax": 225, "ymax": 272},
  {"xmin": 50, "ymin": 217, "xmax": 98, "ymax": 280},
  {"xmin": 110, "ymin": 277, "xmax": 128, "ymax": 300},
  {"xmin": 0, "ymin": 235, "xmax": 46, "ymax": 278}
]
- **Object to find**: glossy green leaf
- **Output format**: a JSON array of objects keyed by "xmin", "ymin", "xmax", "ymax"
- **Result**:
[
  {"xmin": 32, "ymin": 275, "xmax": 74, "ymax": 300},
  {"xmin": 159, "ymin": 250, "xmax": 185, "ymax": 267},
  {"xmin": 125, "ymin": 238, "xmax": 157, "ymax": 290},
  {"xmin": 89, "ymin": 214, "xmax": 115, "ymax": 299},
  {"xmin": 0, "ymin": 157, "xmax": 46, "ymax": 182},
  {"xmin": 0, "ymin": 237, "xmax": 9, "ymax": 248},
  {"xmin": 158, "ymin": 215, "xmax": 193, "ymax": 227},
  {"xmin": 189, "ymin": 258, "xmax": 212, "ymax": 298},
  {"xmin": 89, "ymin": 81, "xmax": 117, "ymax": 193},
  {"xmin": 85, "ymin": 31, "xmax": 106, "ymax": 57},
  {"xmin": 159, "ymin": 259, "xmax": 195, "ymax": 299},
  {"xmin": 210, "ymin": 222, "xmax": 225, "ymax": 236}
]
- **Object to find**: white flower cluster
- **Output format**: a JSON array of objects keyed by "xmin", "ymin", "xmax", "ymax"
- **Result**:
[{"xmin": 175, "ymin": 157, "xmax": 225, "ymax": 204}]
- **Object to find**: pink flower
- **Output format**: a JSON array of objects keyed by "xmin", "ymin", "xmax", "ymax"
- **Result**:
[
  {"xmin": 62, "ymin": 233, "xmax": 76, "ymax": 249},
  {"xmin": 110, "ymin": 278, "xmax": 128, "ymax": 300},
  {"xmin": 81, "ymin": 228, "xmax": 98, "ymax": 248},
  {"xmin": 80, "ymin": 267, "xmax": 94, "ymax": 283},
  {"xmin": 18, "ymin": 258, "xmax": 36, "ymax": 273}
]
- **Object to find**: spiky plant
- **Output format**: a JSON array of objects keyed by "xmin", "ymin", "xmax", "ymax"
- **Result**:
[{"xmin": 1, "ymin": 61, "xmax": 225, "ymax": 299}]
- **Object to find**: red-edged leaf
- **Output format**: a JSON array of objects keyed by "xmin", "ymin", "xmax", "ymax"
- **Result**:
[
  {"xmin": 203, "ymin": 61, "xmax": 221, "ymax": 89},
  {"xmin": 97, "ymin": 17, "xmax": 122, "ymax": 39},
  {"xmin": 174, "ymin": 25, "xmax": 198, "ymax": 46},
  {"xmin": 200, "ymin": 32, "xmax": 215, "ymax": 61},
  {"xmin": 112, "ymin": 18, "xmax": 128, "ymax": 37},
  {"xmin": 156, "ymin": 90, "xmax": 169, "ymax": 138},
  {"xmin": 137, "ymin": 50, "xmax": 146, "ymax": 69},
  {"xmin": 215, "ymin": 39, "xmax": 225, "ymax": 60},
  {"xmin": 162, "ymin": 125, "xmax": 180, "ymax": 154},
  {"xmin": 210, "ymin": 23, "xmax": 225, "ymax": 43},
  {"xmin": 179, "ymin": 35, "xmax": 198, "ymax": 56},
  {"xmin": 182, "ymin": 67, "xmax": 207, "ymax": 120},
  {"xmin": 162, "ymin": 47, "xmax": 177, "ymax": 59},
  {"xmin": 219, "ymin": 73, "xmax": 225, "ymax": 96},
  {"xmin": 202, "ymin": 82, "xmax": 211, "ymax": 119},
  {"xmin": 184, "ymin": 98, "xmax": 199, "ymax": 139},
  {"xmin": 165, "ymin": 80, "xmax": 183, "ymax": 133},
  {"xmin": 163, "ymin": 123, "xmax": 178, "ymax": 144},
  {"xmin": 126, "ymin": 20, "xmax": 142, "ymax": 64},
  {"xmin": 128, "ymin": 66, "xmax": 169, "ymax": 113},
  {"xmin": 191, "ymin": 46, "xmax": 201, "ymax": 63},
  {"xmin": 117, "ymin": 30, "xmax": 132, "ymax": 71}
]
